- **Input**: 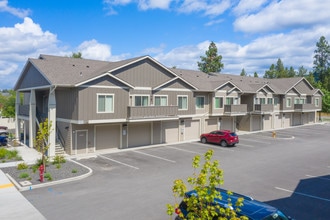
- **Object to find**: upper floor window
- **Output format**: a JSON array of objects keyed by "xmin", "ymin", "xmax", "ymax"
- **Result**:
[
  {"xmin": 286, "ymin": 97, "xmax": 292, "ymax": 107},
  {"xmin": 294, "ymin": 98, "xmax": 300, "ymax": 104},
  {"xmin": 267, "ymin": 98, "xmax": 273, "ymax": 104},
  {"xmin": 315, "ymin": 98, "xmax": 319, "ymax": 107},
  {"xmin": 274, "ymin": 97, "xmax": 279, "ymax": 105},
  {"xmin": 154, "ymin": 96, "xmax": 167, "ymax": 106},
  {"xmin": 135, "ymin": 95, "xmax": 149, "ymax": 106},
  {"xmin": 196, "ymin": 96, "xmax": 205, "ymax": 109},
  {"xmin": 178, "ymin": 96, "xmax": 188, "ymax": 110},
  {"xmin": 214, "ymin": 97, "xmax": 223, "ymax": 109},
  {"xmin": 226, "ymin": 97, "xmax": 238, "ymax": 105},
  {"xmin": 97, "ymin": 94, "xmax": 114, "ymax": 113}
]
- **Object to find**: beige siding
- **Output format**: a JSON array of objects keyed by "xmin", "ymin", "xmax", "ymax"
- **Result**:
[
  {"xmin": 128, "ymin": 123, "xmax": 151, "ymax": 147},
  {"xmin": 152, "ymin": 121, "xmax": 162, "ymax": 144},
  {"xmin": 237, "ymin": 115, "xmax": 250, "ymax": 131},
  {"xmin": 293, "ymin": 113, "xmax": 302, "ymax": 126},
  {"xmin": 283, "ymin": 113, "xmax": 291, "ymax": 127},
  {"xmin": 220, "ymin": 117, "xmax": 233, "ymax": 130},
  {"xmin": 252, "ymin": 115, "xmax": 262, "ymax": 131},
  {"xmin": 205, "ymin": 118, "xmax": 218, "ymax": 133},
  {"xmin": 263, "ymin": 114, "xmax": 272, "ymax": 130}
]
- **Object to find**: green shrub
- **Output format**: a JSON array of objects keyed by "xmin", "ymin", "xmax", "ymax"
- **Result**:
[
  {"xmin": 52, "ymin": 155, "xmax": 66, "ymax": 164},
  {"xmin": 0, "ymin": 148, "xmax": 7, "ymax": 159},
  {"xmin": 31, "ymin": 165, "xmax": 38, "ymax": 173},
  {"xmin": 44, "ymin": 173, "xmax": 52, "ymax": 181},
  {"xmin": 17, "ymin": 162, "xmax": 28, "ymax": 170},
  {"xmin": 35, "ymin": 158, "xmax": 49, "ymax": 167},
  {"xmin": 19, "ymin": 172, "xmax": 29, "ymax": 179},
  {"xmin": 56, "ymin": 164, "xmax": 61, "ymax": 169},
  {"xmin": 72, "ymin": 169, "xmax": 77, "ymax": 173},
  {"xmin": 6, "ymin": 149, "xmax": 18, "ymax": 159}
]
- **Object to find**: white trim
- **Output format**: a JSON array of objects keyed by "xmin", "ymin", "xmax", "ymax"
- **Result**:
[
  {"xmin": 97, "ymin": 93, "xmax": 114, "ymax": 113},
  {"xmin": 131, "ymin": 94, "xmax": 150, "ymax": 106},
  {"xmin": 88, "ymin": 118, "xmax": 127, "ymax": 124},
  {"xmin": 177, "ymin": 95, "xmax": 188, "ymax": 110},
  {"xmin": 153, "ymin": 77, "xmax": 179, "ymax": 90},
  {"xmin": 286, "ymin": 97, "xmax": 292, "ymax": 107},
  {"xmin": 79, "ymin": 85, "xmax": 130, "ymax": 89},
  {"xmin": 154, "ymin": 87, "xmax": 192, "ymax": 92}
]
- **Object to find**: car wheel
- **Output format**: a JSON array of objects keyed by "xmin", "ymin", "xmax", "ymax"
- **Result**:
[
  {"xmin": 220, "ymin": 140, "xmax": 227, "ymax": 147},
  {"xmin": 201, "ymin": 137, "xmax": 207, "ymax": 144}
]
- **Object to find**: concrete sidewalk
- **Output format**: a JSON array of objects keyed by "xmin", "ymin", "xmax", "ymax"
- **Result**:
[{"xmin": 0, "ymin": 169, "xmax": 46, "ymax": 220}]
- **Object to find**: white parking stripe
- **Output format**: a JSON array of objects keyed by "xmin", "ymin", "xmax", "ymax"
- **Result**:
[
  {"xmin": 167, "ymin": 146, "xmax": 202, "ymax": 155},
  {"xmin": 133, "ymin": 151, "xmax": 176, "ymax": 163},
  {"xmin": 238, "ymin": 137, "xmax": 270, "ymax": 144},
  {"xmin": 275, "ymin": 187, "xmax": 330, "ymax": 202},
  {"xmin": 98, "ymin": 154, "xmax": 139, "ymax": 170},
  {"xmin": 306, "ymin": 175, "xmax": 330, "ymax": 181},
  {"xmin": 238, "ymin": 144, "xmax": 255, "ymax": 148},
  {"xmin": 192, "ymin": 142, "xmax": 235, "ymax": 152}
]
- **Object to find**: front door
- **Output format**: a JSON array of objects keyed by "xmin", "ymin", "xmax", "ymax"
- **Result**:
[{"xmin": 75, "ymin": 130, "xmax": 88, "ymax": 154}]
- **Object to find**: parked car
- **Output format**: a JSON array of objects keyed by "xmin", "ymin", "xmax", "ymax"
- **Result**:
[
  {"xmin": 200, "ymin": 130, "xmax": 239, "ymax": 147},
  {"xmin": 0, "ymin": 130, "xmax": 8, "ymax": 146},
  {"xmin": 175, "ymin": 188, "xmax": 293, "ymax": 220}
]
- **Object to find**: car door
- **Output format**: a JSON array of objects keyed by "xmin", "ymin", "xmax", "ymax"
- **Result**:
[{"xmin": 214, "ymin": 131, "xmax": 225, "ymax": 143}]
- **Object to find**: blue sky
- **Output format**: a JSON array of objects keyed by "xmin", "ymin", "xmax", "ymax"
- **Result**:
[{"xmin": 1, "ymin": 0, "xmax": 330, "ymax": 89}]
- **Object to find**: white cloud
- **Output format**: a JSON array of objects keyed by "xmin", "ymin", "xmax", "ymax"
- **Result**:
[
  {"xmin": 234, "ymin": 0, "xmax": 330, "ymax": 33},
  {"xmin": 138, "ymin": 0, "xmax": 172, "ymax": 10},
  {"xmin": 232, "ymin": 0, "xmax": 268, "ymax": 15},
  {"xmin": 77, "ymin": 40, "xmax": 112, "ymax": 61},
  {"xmin": 0, "ymin": 0, "xmax": 30, "ymax": 18}
]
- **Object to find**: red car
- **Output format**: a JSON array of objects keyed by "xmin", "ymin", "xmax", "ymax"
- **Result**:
[{"xmin": 200, "ymin": 130, "xmax": 239, "ymax": 147}]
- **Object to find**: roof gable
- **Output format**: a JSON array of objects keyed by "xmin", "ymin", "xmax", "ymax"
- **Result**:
[{"xmin": 154, "ymin": 78, "xmax": 196, "ymax": 91}]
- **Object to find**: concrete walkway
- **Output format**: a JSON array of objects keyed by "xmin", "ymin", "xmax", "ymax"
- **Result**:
[{"xmin": 0, "ymin": 145, "xmax": 46, "ymax": 220}]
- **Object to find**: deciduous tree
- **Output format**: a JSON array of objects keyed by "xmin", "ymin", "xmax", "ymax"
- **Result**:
[{"xmin": 34, "ymin": 119, "xmax": 52, "ymax": 171}]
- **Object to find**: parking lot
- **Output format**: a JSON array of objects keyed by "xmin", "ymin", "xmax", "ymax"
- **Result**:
[{"xmin": 23, "ymin": 123, "xmax": 330, "ymax": 220}]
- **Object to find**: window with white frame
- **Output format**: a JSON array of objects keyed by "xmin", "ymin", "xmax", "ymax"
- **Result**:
[
  {"xmin": 214, "ymin": 97, "xmax": 223, "ymax": 109},
  {"xmin": 294, "ymin": 98, "xmax": 300, "ymax": 104},
  {"xmin": 226, "ymin": 97, "xmax": 238, "ymax": 105},
  {"xmin": 300, "ymin": 98, "xmax": 305, "ymax": 104},
  {"xmin": 286, "ymin": 97, "xmax": 292, "ymax": 107},
  {"xmin": 178, "ymin": 96, "xmax": 188, "ymax": 110},
  {"xmin": 196, "ymin": 96, "xmax": 205, "ymax": 109},
  {"xmin": 267, "ymin": 98, "xmax": 273, "ymax": 104},
  {"xmin": 315, "ymin": 98, "xmax": 319, "ymax": 107},
  {"xmin": 97, "ymin": 94, "xmax": 114, "ymax": 113},
  {"xmin": 154, "ymin": 95, "xmax": 167, "ymax": 106},
  {"xmin": 134, "ymin": 95, "xmax": 149, "ymax": 106},
  {"xmin": 259, "ymin": 98, "xmax": 266, "ymax": 104}
]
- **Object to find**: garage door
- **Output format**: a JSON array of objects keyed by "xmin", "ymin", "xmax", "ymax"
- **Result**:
[
  {"xmin": 128, "ymin": 123, "xmax": 151, "ymax": 147},
  {"xmin": 283, "ymin": 113, "xmax": 291, "ymax": 128},
  {"xmin": 184, "ymin": 119, "xmax": 200, "ymax": 141},
  {"xmin": 308, "ymin": 112, "xmax": 315, "ymax": 123},
  {"xmin": 252, "ymin": 115, "xmax": 262, "ymax": 131},
  {"xmin": 220, "ymin": 117, "xmax": 233, "ymax": 130},
  {"xmin": 162, "ymin": 121, "xmax": 179, "ymax": 143},
  {"xmin": 263, "ymin": 114, "xmax": 272, "ymax": 130},
  {"xmin": 274, "ymin": 114, "xmax": 282, "ymax": 129},
  {"xmin": 205, "ymin": 118, "xmax": 218, "ymax": 133},
  {"xmin": 293, "ymin": 113, "xmax": 301, "ymax": 126},
  {"xmin": 96, "ymin": 125, "xmax": 120, "ymax": 150}
]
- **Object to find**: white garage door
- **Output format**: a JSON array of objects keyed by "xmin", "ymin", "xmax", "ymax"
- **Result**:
[
  {"xmin": 162, "ymin": 121, "xmax": 179, "ymax": 143},
  {"xmin": 220, "ymin": 117, "xmax": 233, "ymax": 130},
  {"xmin": 128, "ymin": 123, "xmax": 151, "ymax": 147},
  {"xmin": 205, "ymin": 118, "xmax": 218, "ymax": 133},
  {"xmin": 184, "ymin": 119, "xmax": 200, "ymax": 141},
  {"xmin": 96, "ymin": 125, "xmax": 120, "ymax": 150},
  {"xmin": 283, "ymin": 113, "xmax": 291, "ymax": 127},
  {"xmin": 252, "ymin": 115, "xmax": 262, "ymax": 131},
  {"xmin": 274, "ymin": 114, "xmax": 282, "ymax": 129},
  {"xmin": 263, "ymin": 114, "xmax": 272, "ymax": 130}
]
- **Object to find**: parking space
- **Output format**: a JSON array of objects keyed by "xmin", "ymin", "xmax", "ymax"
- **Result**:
[{"xmin": 22, "ymin": 123, "xmax": 330, "ymax": 220}]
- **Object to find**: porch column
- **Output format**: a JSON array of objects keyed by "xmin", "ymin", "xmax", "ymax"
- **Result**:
[
  {"xmin": 48, "ymin": 86, "xmax": 56, "ymax": 157},
  {"xmin": 15, "ymin": 91, "xmax": 20, "ymax": 140},
  {"xmin": 29, "ymin": 90, "xmax": 36, "ymax": 148}
]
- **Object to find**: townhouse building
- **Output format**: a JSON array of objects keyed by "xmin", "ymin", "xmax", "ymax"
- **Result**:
[{"xmin": 14, "ymin": 55, "xmax": 323, "ymax": 156}]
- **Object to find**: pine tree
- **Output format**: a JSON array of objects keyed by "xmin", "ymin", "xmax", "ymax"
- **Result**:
[{"xmin": 197, "ymin": 41, "xmax": 224, "ymax": 74}]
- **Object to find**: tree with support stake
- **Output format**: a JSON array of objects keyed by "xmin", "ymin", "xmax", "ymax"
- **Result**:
[{"xmin": 34, "ymin": 118, "xmax": 52, "ymax": 172}]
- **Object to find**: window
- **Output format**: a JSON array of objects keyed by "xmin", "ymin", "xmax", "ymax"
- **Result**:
[
  {"xmin": 315, "ymin": 98, "xmax": 319, "ymax": 107},
  {"xmin": 274, "ymin": 97, "xmax": 279, "ymax": 105},
  {"xmin": 178, "ymin": 96, "xmax": 188, "ymax": 110},
  {"xmin": 300, "ymin": 99, "xmax": 305, "ymax": 104},
  {"xmin": 267, "ymin": 98, "xmax": 273, "ymax": 104},
  {"xmin": 135, "ymin": 96, "xmax": 149, "ymax": 106},
  {"xmin": 294, "ymin": 98, "xmax": 300, "ymax": 104},
  {"xmin": 196, "ymin": 96, "xmax": 205, "ymax": 109},
  {"xmin": 97, "ymin": 94, "xmax": 114, "ymax": 113},
  {"xmin": 154, "ymin": 96, "xmax": 167, "ymax": 106},
  {"xmin": 259, "ymin": 98, "xmax": 266, "ymax": 104},
  {"xmin": 286, "ymin": 97, "xmax": 291, "ymax": 107},
  {"xmin": 214, "ymin": 97, "xmax": 223, "ymax": 109},
  {"xmin": 226, "ymin": 97, "xmax": 239, "ymax": 105}
]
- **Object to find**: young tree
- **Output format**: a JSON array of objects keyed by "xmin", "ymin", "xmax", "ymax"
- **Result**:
[
  {"xmin": 197, "ymin": 41, "xmax": 224, "ymax": 74},
  {"xmin": 167, "ymin": 149, "xmax": 246, "ymax": 220},
  {"xmin": 34, "ymin": 118, "xmax": 53, "ymax": 171},
  {"xmin": 0, "ymin": 90, "xmax": 17, "ymax": 117},
  {"xmin": 253, "ymin": 72, "xmax": 259, "ymax": 78},
  {"xmin": 264, "ymin": 64, "xmax": 277, "ymax": 79},
  {"xmin": 71, "ymin": 52, "xmax": 83, "ymax": 58},
  {"xmin": 240, "ymin": 68, "xmax": 247, "ymax": 76}
]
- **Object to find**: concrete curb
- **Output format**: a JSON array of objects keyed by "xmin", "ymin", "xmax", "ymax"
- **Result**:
[{"xmin": 5, "ymin": 159, "xmax": 93, "ymax": 192}]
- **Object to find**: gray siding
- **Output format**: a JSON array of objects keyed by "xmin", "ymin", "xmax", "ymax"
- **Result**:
[
  {"xmin": 85, "ymin": 75, "xmax": 131, "ymax": 88},
  {"xmin": 112, "ymin": 59, "xmax": 174, "ymax": 87},
  {"xmin": 56, "ymin": 88, "xmax": 79, "ymax": 120},
  {"xmin": 18, "ymin": 64, "xmax": 50, "ymax": 89},
  {"xmin": 295, "ymin": 80, "xmax": 313, "ymax": 94}
]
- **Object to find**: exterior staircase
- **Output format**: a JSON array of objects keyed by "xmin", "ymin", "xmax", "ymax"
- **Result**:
[{"xmin": 55, "ymin": 144, "xmax": 65, "ymax": 155}]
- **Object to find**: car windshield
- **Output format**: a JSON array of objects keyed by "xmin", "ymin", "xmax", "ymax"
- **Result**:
[
  {"xmin": 230, "ymin": 132, "xmax": 237, "ymax": 136},
  {"xmin": 263, "ymin": 211, "xmax": 290, "ymax": 220}
]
